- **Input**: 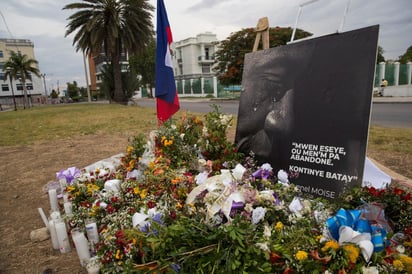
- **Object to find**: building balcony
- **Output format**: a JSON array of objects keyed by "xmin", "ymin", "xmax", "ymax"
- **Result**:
[{"xmin": 198, "ymin": 55, "xmax": 214, "ymax": 64}]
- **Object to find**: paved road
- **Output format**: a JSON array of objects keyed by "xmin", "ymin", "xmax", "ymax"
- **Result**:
[{"xmin": 136, "ymin": 99, "xmax": 412, "ymax": 129}]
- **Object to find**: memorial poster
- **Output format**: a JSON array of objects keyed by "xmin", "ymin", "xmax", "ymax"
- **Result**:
[{"xmin": 235, "ymin": 25, "xmax": 379, "ymax": 198}]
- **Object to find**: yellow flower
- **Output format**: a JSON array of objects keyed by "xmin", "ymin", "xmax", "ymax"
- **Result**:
[
  {"xmin": 398, "ymin": 255, "xmax": 412, "ymax": 273},
  {"xmin": 343, "ymin": 244, "xmax": 360, "ymax": 263},
  {"xmin": 176, "ymin": 202, "xmax": 183, "ymax": 210},
  {"xmin": 316, "ymin": 235, "xmax": 323, "ymax": 242},
  {"xmin": 133, "ymin": 187, "xmax": 140, "ymax": 194},
  {"xmin": 67, "ymin": 185, "xmax": 76, "ymax": 193},
  {"xmin": 127, "ymin": 146, "xmax": 133, "ymax": 154},
  {"xmin": 321, "ymin": 240, "xmax": 339, "ymax": 252},
  {"xmin": 393, "ymin": 259, "xmax": 404, "ymax": 271},
  {"xmin": 274, "ymin": 221, "xmax": 283, "ymax": 231},
  {"xmin": 295, "ymin": 250, "xmax": 308, "ymax": 261},
  {"xmin": 115, "ymin": 249, "xmax": 123, "ymax": 260},
  {"xmin": 149, "ymin": 161, "xmax": 155, "ymax": 170},
  {"xmin": 140, "ymin": 189, "xmax": 148, "ymax": 199}
]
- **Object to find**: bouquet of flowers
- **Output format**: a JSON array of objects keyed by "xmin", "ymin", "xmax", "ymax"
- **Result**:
[{"xmin": 54, "ymin": 106, "xmax": 411, "ymax": 273}]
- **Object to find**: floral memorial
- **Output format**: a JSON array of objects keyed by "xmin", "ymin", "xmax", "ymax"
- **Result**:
[{"xmin": 46, "ymin": 106, "xmax": 411, "ymax": 273}]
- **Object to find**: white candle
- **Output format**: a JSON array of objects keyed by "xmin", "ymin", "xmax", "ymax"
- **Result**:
[
  {"xmin": 63, "ymin": 193, "xmax": 69, "ymax": 203},
  {"xmin": 71, "ymin": 228, "xmax": 91, "ymax": 266},
  {"xmin": 48, "ymin": 189, "xmax": 59, "ymax": 212},
  {"xmin": 85, "ymin": 220, "xmax": 99, "ymax": 245},
  {"xmin": 50, "ymin": 211, "xmax": 61, "ymax": 221},
  {"xmin": 64, "ymin": 202, "xmax": 73, "ymax": 216},
  {"xmin": 54, "ymin": 220, "xmax": 71, "ymax": 253},
  {"xmin": 38, "ymin": 208, "xmax": 49, "ymax": 228},
  {"xmin": 48, "ymin": 218, "xmax": 59, "ymax": 250},
  {"xmin": 86, "ymin": 256, "xmax": 101, "ymax": 274},
  {"xmin": 59, "ymin": 178, "xmax": 67, "ymax": 190}
]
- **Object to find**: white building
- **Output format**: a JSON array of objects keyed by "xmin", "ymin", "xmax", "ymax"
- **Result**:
[
  {"xmin": 172, "ymin": 32, "xmax": 219, "ymax": 96},
  {"xmin": 0, "ymin": 38, "xmax": 46, "ymax": 106}
]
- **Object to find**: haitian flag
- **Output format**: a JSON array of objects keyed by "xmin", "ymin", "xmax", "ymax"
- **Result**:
[{"xmin": 155, "ymin": 0, "xmax": 180, "ymax": 123}]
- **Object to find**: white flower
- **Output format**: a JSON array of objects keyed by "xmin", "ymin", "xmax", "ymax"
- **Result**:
[
  {"xmin": 258, "ymin": 190, "xmax": 275, "ymax": 203},
  {"xmin": 252, "ymin": 207, "xmax": 266, "ymax": 224},
  {"xmin": 231, "ymin": 164, "xmax": 246, "ymax": 181},
  {"xmin": 263, "ymin": 223, "xmax": 271, "ymax": 238},
  {"xmin": 255, "ymin": 242, "xmax": 270, "ymax": 252},
  {"xmin": 180, "ymin": 133, "xmax": 185, "ymax": 140},
  {"xmin": 261, "ymin": 163, "xmax": 273, "ymax": 172},
  {"xmin": 220, "ymin": 169, "xmax": 233, "ymax": 186},
  {"xmin": 202, "ymin": 126, "xmax": 208, "ymax": 137},
  {"xmin": 277, "ymin": 170, "xmax": 289, "ymax": 185},
  {"xmin": 171, "ymin": 124, "xmax": 177, "ymax": 130},
  {"xmin": 195, "ymin": 171, "xmax": 209, "ymax": 185},
  {"xmin": 219, "ymin": 114, "xmax": 232, "ymax": 125},
  {"xmin": 396, "ymin": 245, "xmax": 405, "ymax": 254},
  {"xmin": 361, "ymin": 266, "xmax": 379, "ymax": 274}
]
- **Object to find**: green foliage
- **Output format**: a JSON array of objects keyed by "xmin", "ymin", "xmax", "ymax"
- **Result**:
[
  {"xmin": 63, "ymin": 0, "xmax": 154, "ymax": 103},
  {"xmin": 398, "ymin": 45, "xmax": 412, "ymax": 64},
  {"xmin": 67, "ymin": 81, "xmax": 80, "ymax": 98},
  {"xmin": 129, "ymin": 37, "xmax": 156, "ymax": 98},
  {"xmin": 377, "ymin": 46, "xmax": 385, "ymax": 63},
  {"xmin": 98, "ymin": 64, "xmax": 139, "ymax": 101},
  {"xmin": 214, "ymin": 27, "xmax": 312, "ymax": 85}
]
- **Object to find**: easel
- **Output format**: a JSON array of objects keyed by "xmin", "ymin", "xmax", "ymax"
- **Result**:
[{"xmin": 252, "ymin": 17, "xmax": 269, "ymax": 52}]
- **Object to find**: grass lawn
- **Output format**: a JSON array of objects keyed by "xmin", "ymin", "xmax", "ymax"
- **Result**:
[{"xmin": 1, "ymin": 103, "xmax": 410, "ymax": 178}]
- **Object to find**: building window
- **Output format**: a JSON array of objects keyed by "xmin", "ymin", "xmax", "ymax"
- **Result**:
[
  {"xmin": 205, "ymin": 47, "xmax": 210, "ymax": 60},
  {"xmin": 202, "ymin": 64, "xmax": 210, "ymax": 73},
  {"xmin": 26, "ymin": 83, "xmax": 33, "ymax": 90},
  {"xmin": 0, "ymin": 51, "xmax": 3, "ymax": 58},
  {"xmin": 16, "ymin": 83, "xmax": 23, "ymax": 91},
  {"xmin": 2, "ymin": 84, "xmax": 9, "ymax": 91}
]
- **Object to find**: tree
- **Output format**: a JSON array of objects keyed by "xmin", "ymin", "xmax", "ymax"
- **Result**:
[
  {"xmin": 67, "ymin": 81, "xmax": 80, "ymax": 99},
  {"xmin": 129, "ymin": 37, "xmax": 156, "ymax": 98},
  {"xmin": 2, "ymin": 51, "xmax": 40, "ymax": 109},
  {"xmin": 63, "ymin": 0, "xmax": 154, "ymax": 103},
  {"xmin": 399, "ymin": 45, "xmax": 412, "ymax": 64},
  {"xmin": 214, "ymin": 27, "xmax": 312, "ymax": 86},
  {"xmin": 99, "ymin": 64, "xmax": 139, "ymax": 100},
  {"xmin": 377, "ymin": 46, "xmax": 385, "ymax": 63}
]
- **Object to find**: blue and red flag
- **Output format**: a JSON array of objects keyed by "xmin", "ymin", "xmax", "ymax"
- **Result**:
[{"xmin": 155, "ymin": 0, "xmax": 180, "ymax": 124}]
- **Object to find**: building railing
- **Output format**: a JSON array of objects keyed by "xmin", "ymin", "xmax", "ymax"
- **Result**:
[{"xmin": 375, "ymin": 62, "xmax": 412, "ymax": 87}]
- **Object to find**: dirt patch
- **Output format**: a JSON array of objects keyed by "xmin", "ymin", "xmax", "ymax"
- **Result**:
[{"xmin": 0, "ymin": 134, "xmax": 129, "ymax": 274}]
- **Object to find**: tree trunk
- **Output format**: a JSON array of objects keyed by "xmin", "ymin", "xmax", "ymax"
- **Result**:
[{"xmin": 111, "ymin": 48, "xmax": 124, "ymax": 103}]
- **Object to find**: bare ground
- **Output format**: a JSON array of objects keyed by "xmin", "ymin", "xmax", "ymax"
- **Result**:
[
  {"xmin": 0, "ymin": 134, "xmax": 129, "ymax": 274},
  {"xmin": 0, "ymin": 134, "xmax": 410, "ymax": 274}
]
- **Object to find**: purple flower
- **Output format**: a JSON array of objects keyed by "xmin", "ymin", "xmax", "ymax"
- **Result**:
[
  {"xmin": 56, "ymin": 167, "xmax": 81, "ymax": 184},
  {"xmin": 152, "ymin": 213, "xmax": 164, "ymax": 225},
  {"xmin": 171, "ymin": 263, "xmax": 181, "ymax": 273}
]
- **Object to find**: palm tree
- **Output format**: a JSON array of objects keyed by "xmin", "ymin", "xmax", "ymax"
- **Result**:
[
  {"xmin": 3, "ymin": 51, "xmax": 40, "ymax": 109},
  {"xmin": 63, "ymin": 0, "xmax": 154, "ymax": 103}
]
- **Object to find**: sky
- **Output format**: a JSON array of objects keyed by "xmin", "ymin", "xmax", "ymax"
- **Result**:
[{"xmin": 1, "ymin": 0, "xmax": 411, "ymax": 89}]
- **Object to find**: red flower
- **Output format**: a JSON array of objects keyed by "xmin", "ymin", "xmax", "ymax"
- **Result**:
[
  {"xmin": 269, "ymin": 252, "xmax": 283, "ymax": 265},
  {"xmin": 401, "ymin": 192, "xmax": 411, "ymax": 201},
  {"xmin": 169, "ymin": 211, "xmax": 177, "ymax": 220},
  {"xmin": 393, "ymin": 187, "xmax": 404, "ymax": 196},
  {"xmin": 148, "ymin": 201, "xmax": 156, "ymax": 208},
  {"xmin": 367, "ymin": 187, "xmax": 384, "ymax": 197},
  {"xmin": 404, "ymin": 227, "xmax": 412, "ymax": 235}
]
